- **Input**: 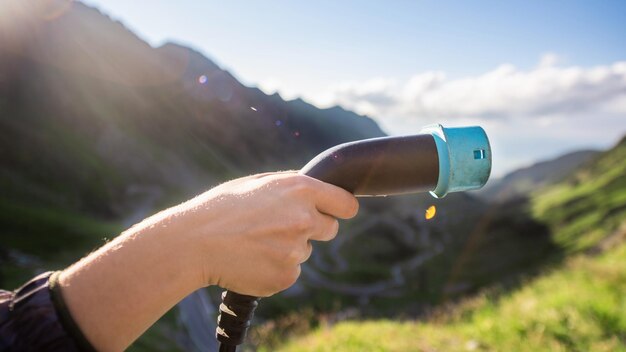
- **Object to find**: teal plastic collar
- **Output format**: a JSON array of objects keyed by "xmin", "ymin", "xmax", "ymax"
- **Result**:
[{"xmin": 420, "ymin": 124, "xmax": 492, "ymax": 198}]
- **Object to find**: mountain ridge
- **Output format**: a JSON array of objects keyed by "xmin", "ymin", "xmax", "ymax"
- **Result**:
[
  {"xmin": 480, "ymin": 149, "xmax": 601, "ymax": 201},
  {"xmin": 0, "ymin": 0, "xmax": 386, "ymax": 217}
]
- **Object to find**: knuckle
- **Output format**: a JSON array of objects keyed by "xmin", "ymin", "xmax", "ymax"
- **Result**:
[
  {"xmin": 302, "ymin": 242, "xmax": 313, "ymax": 262},
  {"xmin": 273, "ymin": 266, "xmax": 301, "ymax": 292},
  {"xmin": 316, "ymin": 219, "xmax": 339, "ymax": 241},
  {"xmin": 282, "ymin": 247, "xmax": 303, "ymax": 265},
  {"xmin": 286, "ymin": 175, "xmax": 314, "ymax": 194},
  {"xmin": 345, "ymin": 197, "xmax": 359, "ymax": 218},
  {"xmin": 284, "ymin": 266, "xmax": 301, "ymax": 287},
  {"xmin": 292, "ymin": 211, "xmax": 315, "ymax": 233},
  {"xmin": 327, "ymin": 219, "xmax": 339, "ymax": 240}
]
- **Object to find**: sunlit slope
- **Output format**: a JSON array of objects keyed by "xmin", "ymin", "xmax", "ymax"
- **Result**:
[
  {"xmin": 479, "ymin": 150, "xmax": 600, "ymax": 201},
  {"xmin": 277, "ymin": 240, "xmax": 626, "ymax": 352},
  {"xmin": 532, "ymin": 136, "xmax": 626, "ymax": 251},
  {"xmin": 276, "ymin": 137, "xmax": 626, "ymax": 352}
]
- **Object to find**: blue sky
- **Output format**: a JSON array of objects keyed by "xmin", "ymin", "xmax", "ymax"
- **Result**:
[{"xmin": 83, "ymin": 0, "xmax": 626, "ymax": 175}]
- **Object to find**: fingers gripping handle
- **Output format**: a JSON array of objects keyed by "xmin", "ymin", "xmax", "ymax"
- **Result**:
[{"xmin": 216, "ymin": 291, "xmax": 260, "ymax": 350}]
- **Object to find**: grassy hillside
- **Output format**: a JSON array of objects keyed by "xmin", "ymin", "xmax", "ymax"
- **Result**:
[
  {"xmin": 0, "ymin": 199, "xmax": 123, "ymax": 288},
  {"xmin": 479, "ymin": 150, "xmax": 600, "ymax": 202},
  {"xmin": 533, "ymin": 136, "xmax": 626, "ymax": 251},
  {"xmin": 276, "ymin": 237, "xmax": 626, "ymax": 352},
  {"xmin": 270, "ymin": 137, "xmax": 626, "ymax": 351}
]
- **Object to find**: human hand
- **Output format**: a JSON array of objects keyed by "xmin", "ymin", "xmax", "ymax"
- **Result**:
[{"xmin": 160, "ymin": 171, "xmax": 359, "ymax": 297}]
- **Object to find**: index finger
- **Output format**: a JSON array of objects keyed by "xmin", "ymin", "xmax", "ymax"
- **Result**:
[{"xmin": 299, "ymin": 175, "xmax": 359, "ymax": 219}]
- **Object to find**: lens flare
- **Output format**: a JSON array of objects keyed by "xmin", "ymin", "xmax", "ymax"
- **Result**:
[{"xmin": 425, "ymin": 205, "xmax": 436, "ymax": 220}]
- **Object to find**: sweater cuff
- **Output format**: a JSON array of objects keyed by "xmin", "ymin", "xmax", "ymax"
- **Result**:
[{"xmin": 49, "ymin": 271, "xmax": 98, "ymax": 352}]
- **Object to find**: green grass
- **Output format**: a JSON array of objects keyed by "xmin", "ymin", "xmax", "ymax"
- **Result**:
[
  {"xmin": 0, "ymin": 199, "xmax": 122, "ymax": 288},
  {"xmin": 275, "ymin": 235, "xmax": 626, "ymax": 352},
  {"xmin": 532, "ymin": 138, "xmax": 626, "ymax": 251}
]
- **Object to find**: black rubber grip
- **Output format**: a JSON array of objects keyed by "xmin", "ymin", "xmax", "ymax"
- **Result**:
[{"xmin": 216, "ymin": 291, "xmax": 260, "ymax": 347}]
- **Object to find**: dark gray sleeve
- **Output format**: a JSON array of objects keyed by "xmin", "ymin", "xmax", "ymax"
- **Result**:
[{"xmin": 0, "ymin": 271, "xmax": 96, "ymax": 352}]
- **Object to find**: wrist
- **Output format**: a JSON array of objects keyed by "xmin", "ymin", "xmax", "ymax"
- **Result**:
[
  {"xmin": 148, "ymin": 198, "xmax": 228, "ymax": 290},
  {"xmin": 129, "ymin": 208, "xmax": 209, "ymax": 292}
]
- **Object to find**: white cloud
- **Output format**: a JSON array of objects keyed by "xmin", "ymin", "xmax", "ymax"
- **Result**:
[
  {"xmin": 307, "ymin": 54, "xmax": 626, "ymax": 176},
  {"xmin": 313, "ymin": 56, "xmax": 626, "ymax": 122}
]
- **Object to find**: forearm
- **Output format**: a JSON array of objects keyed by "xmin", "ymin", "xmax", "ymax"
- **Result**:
[
  {"xmin": 54, "ymin": 172, "xmax": 357, "ymax": 351},
  {"xmin": 59, "ymin": 208, "xmax": 204, "ymax": 352}
]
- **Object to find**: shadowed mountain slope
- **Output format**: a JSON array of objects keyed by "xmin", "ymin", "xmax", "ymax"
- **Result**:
[{"xmin": 0, "ymin": 0, "xmax": 385, "ymax": 220}]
